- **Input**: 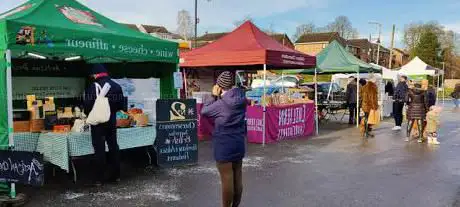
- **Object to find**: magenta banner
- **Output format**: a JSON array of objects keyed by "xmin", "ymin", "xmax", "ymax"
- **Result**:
[
  {"xmin": 247, "ymin": 103, "xmax": 315, "ymax": 144},
  {"xmin": 196, "ymin": 103, "xmax": 214, "ymax": 140}
]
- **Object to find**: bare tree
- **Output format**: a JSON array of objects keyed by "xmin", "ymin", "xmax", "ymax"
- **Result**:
[
  {"xmin": 176, "ymin": 10, "xmax": 193, "ymax": 40},
  {"xmin": 325, "ymin": 16, "xmax": 357, "ymax": 39},
  {"xmin": 233, "ymin": 16, "xmax": 253, "ymax": 28},
  {"xmin": 293, "ymin": 23, "xmax": 316, "ymax": 41},
  {"xmin": 403, "ymin": 21, "xmax": 445, "ymax": 52}
]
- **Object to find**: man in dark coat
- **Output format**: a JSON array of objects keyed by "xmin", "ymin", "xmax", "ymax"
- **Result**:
[
  {"xmin": 346, "ymin": 76, "xmax": 358, "ymax": 125},
  {"xmin": 83, "ymin": 64, "xmax": 124, "ymax": 186},
  {"xmin": 392, "ymin": 75, "xmax": 408, "ymax": 130}
]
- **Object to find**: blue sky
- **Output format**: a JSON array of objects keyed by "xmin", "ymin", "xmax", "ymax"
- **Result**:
[{"xmin": 2, "ymin": 0, "xmax": 459, "ymax": 48}]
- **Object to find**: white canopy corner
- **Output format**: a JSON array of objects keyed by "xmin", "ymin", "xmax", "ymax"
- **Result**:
[{"xmin": 398, "ymin": 56, "xmax": 436, "ymax": 76}]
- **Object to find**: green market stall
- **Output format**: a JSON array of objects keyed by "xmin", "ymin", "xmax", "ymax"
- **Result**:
[
  {"xmin": 278, "ymin": 41, "xmax": 381, "ymax": 134},
  {"xmin": 0, "ymin": 0, "xmax": 179, "ymax": 194}
]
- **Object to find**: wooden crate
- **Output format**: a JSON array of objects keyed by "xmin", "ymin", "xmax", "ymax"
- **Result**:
[
  {"xmin": 14, "ymin": 121, "xmax": 30, "ymax": 132},
  {"xmin": 30, "ymin": 119, "xmax": 45, "ymax": 133}
]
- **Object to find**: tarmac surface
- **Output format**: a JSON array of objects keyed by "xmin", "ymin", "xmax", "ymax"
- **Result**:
[{"xmin": 20, "ymin": 103, "xmax": 460, "ymax": 207}]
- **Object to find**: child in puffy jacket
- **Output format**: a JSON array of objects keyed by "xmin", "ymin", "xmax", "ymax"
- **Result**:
[{"xmin": 425, "ymin": 106, "xmax": 442, "ymax": 145}]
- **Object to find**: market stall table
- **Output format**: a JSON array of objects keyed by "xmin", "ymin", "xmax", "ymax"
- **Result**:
[{"xmin": 12, "ymin": 127, "xmax": 156, "ymax": 182}]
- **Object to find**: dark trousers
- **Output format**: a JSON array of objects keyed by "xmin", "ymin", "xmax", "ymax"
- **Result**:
[
  {"xmin": 217, "ymin": 160, "xmax": 243, "ymax": 207},
  {"xmin": 91, "ymin": 121, "xmax": 120, "ymax": 182},
  {"xmin": 348, "ymin": 104, "xmax": 357, "ymax": 124},
  {"xmin": 393, "ymin": 102, "xmax": 404, "ymax": 126}
]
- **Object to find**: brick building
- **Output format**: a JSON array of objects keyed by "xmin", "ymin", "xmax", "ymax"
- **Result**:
[
  {"xmin": 295, "ymin": 32, "xmax": 361, "ymax": 58},
  {"xmin": 391, "ymin": 48, "xmax": 410, "ymax": 68},
  {"xmin": 295, "ymin": 32, "xmax": 347, "ymax": 56},
  {"xmin": 347, "ymin": 38, "xmax": 391, "ymax": 67}
]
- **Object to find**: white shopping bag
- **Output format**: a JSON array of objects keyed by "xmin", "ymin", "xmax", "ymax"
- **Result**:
[{"xmin": 86, "ymin": 82, "xmax": 111, "ymax": 125}]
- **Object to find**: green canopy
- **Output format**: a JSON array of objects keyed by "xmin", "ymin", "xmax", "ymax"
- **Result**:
[
  {"xmin": 0, "ymin": 0, "xmax": 179, "ymax": 150},
  {"xmin": 276, "ymin": 40, "xmax": 380, "ymax": 75},
  {"xmin": 0, "ymin": 0, "xmax": 178, "ymax": 63}
]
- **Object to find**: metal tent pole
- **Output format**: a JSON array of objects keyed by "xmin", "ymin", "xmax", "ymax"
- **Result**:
[
  {"xmin": 442, "ymin": 63, "xmax": 445, "ymax": 105},
  {"xmin": 6, "ymin": 50, "xmax": 16, "ymax": 198},
  {"xmin": 356, "ymin": 68, "xmax": 360, "ymax": 128},
  {"xmin": 314, "ymin": 68, "xmax": 319, "ymax": 135},
  {"xmin": 436, "ymin": 73, "xmax": 440, "ymax": 105},
  {"xmin": 262, "ymin": 64, "xmax": 267, "ymax": 146}
]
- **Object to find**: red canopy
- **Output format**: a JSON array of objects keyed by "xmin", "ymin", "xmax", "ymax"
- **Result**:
[{"xmin": 180, "ymin": 21, "xmax": 316, "ymax": 68}]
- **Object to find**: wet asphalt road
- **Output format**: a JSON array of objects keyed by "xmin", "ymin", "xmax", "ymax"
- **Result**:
[{"xmin": 20, "ymin": 103, "xmax": 460, "ymax": 207}]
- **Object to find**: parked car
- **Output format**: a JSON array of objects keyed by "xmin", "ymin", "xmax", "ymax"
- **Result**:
[
  {"xmin": 246, "ymin": 86, "xmax": 288, "ymax": 104},
  {"xmin": 271, "ymin": 75, "xmax": 300, "ymax": 88},
  {"xmin": 300, "ymin": 82, "xmax": 346, "ymax": 103}
]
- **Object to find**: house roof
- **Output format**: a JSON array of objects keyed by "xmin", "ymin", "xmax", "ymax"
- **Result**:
[
  {"xmin": 295, "ymin": 32, "xmax": 346, "ymax": 45},
  {"xmin": 123, "ymin": 23, "xmax": 183, "ymax": 39},
  {"xmin": 270, "ymin": 33, "xmax": 294, "ymax": 46},
  {"xmin": 195, "ymin": 32, "xmax": 229, "ymax": 41},
  {"xmin": 142, "ymin": 25, "xmax": 169, "ymax": 34},
  {"xmin": 347, "ymin": 39, "xmax": 370, "ymax": 49},
  {"xmin": 393, "ymin": 48, "xmax": 409, "ymax": 55},
  {"xmin": 370, "ymin": 43, "xmax": 390, "ymax": 53}
]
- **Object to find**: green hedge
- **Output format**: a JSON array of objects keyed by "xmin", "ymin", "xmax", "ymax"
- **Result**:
[{"xmin": 441, "ymin": 88, "xmax": 454, "ymax": 99}]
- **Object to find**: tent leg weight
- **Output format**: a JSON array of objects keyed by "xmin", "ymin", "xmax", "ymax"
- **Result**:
[{"xmin": 0, "ymin": 193, "xmax": 28, "ymax": 207}]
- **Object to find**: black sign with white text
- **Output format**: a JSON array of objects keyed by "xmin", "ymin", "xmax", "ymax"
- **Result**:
[
  {"xmin": 155, "ymin": 99, "xmax": 198, "ymax": 167},
  {"xmin": 0, "ymin": 151, "xmax": 44, "ymax": 186}
]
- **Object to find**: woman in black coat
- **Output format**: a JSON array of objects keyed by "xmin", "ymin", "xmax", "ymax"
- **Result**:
[{"xmin": 406, "ymin": 83, "xmax": 428, "ymax": 143}]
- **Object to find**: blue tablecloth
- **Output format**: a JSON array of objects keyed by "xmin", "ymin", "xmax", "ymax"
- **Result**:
[{"xmin": 14, "ymin": 127, "xmax": 156, "ymax": 172}]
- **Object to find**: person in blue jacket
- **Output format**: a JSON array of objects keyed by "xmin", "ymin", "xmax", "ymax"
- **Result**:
[
  {"xmin": 201, "ymin": 71, "xmax": 247, "ymax": 207},
  {"xmin": 83, "ymin": 64, "xmax": 124, "ymax": 186}
]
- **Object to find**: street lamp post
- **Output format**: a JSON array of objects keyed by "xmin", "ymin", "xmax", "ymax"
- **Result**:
[
  {"xmin": 194, "ymin": 0, "xmax": 211, "ymax": 49},
  {"xmin": 194, "ymin": 0, "xmax": 198, "ymax": 48},
  {"xmin": 369, "ymin": 22, "xmax": 382, "ymax": 65}
]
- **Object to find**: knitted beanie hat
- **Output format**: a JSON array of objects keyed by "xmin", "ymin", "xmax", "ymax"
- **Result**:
[{"xmin": 216, "ymin": 71, "xmax": 235, "ymax": 90}]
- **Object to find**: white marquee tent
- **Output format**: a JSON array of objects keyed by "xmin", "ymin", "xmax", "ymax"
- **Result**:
[{"xmin": 397, "ymin": 56, "xmax": 437, "ymax": 76}]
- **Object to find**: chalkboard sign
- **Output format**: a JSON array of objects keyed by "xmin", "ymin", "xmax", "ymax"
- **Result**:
[
  {"xmin": 155, "ymin": 99, "xmax": 198, "ymax": 167},
  {"xmin": 0, "ymin": 151, "xmax": 45, "ymax": 186},
  {"xmin": 156, "ymin": 99, "xmax": 198, "ymax": 121}
]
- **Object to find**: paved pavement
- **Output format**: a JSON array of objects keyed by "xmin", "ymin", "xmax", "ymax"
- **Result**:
[{"xmin": 20, "ymin": 104, "xmax": 460, "ymax": 207}]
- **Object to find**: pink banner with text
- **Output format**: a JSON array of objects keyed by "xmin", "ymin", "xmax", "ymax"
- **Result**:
[{"xmin": 246, "ymin": 103, "xmax": 315, "ymax": 144}]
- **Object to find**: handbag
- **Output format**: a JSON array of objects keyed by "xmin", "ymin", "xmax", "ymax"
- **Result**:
[
  {"xmin": 367, "ymin": 109, "xmax": 380, "ymax": 125},
  {"xmin": 86, "ymin": 83, "xmax": 111, "ymax": 125},
  {"xmin": 72, "ymin": 119, "xmax": 90, "ymax": 132}
]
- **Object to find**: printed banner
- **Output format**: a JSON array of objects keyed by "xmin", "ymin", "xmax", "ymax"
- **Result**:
[
  {"xmin": 113, "ymin": 78, "xmax": 160, "ymax": 123},
  {"xmin": 12, "ymin": 77, "xmax": 85, "ymax": 100},
  {"xmin": 246, "ymin": 103, "xmax": 315, "ymax": 143}
]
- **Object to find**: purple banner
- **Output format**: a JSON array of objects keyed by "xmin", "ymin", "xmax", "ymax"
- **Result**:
[{"xmin": 247, "ymin": 103, "xmax": 315, "ymax": 144}]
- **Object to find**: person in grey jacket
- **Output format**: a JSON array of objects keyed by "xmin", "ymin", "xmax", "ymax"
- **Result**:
[
  {"xmin": 392, "ymin": 75, "xmax": 408, "ymax": 130},
  {"xmin": 346, "ymin": 76, "xmax": 358, "ymax": 125}
]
